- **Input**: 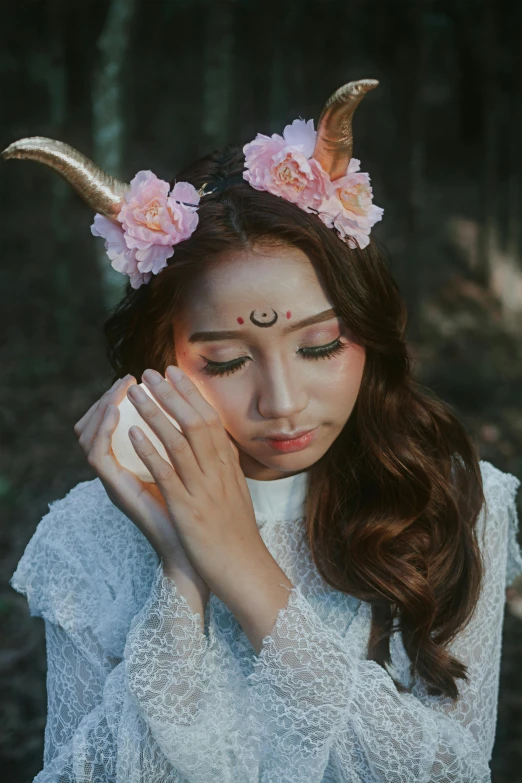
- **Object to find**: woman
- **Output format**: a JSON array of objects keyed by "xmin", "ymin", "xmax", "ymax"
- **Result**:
[{"xmin": 6, "ymin": 80, "xmax": 522, "ymax": 782}]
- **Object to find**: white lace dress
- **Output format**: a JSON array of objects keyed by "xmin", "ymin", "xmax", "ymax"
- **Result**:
[{"xmin": 10, "ymin": 459, "xmax": 522, "ymax": 783}]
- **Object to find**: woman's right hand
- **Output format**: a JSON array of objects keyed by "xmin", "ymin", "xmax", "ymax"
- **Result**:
[{"xmin": 73, "ymin": 375, "xmax": 210, "ymax": 609}]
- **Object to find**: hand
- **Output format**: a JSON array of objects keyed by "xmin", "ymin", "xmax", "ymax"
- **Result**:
[
  {"xmin": 73, "ymin": 375, "xmax": 209, "ymax": 607},
  {"xmin": 126, "ymin": 366, "xmax": 268, "ymax": 606}
]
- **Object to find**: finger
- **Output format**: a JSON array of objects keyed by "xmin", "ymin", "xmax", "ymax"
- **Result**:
[
  {"xmin": 86, "ymin": 408, "xmax": 184, "ymax": 563},
  {"xmin": 78, "ymin": 379, "xmax": 125, "ymax": 453},
  {"xmin": 86, "ymin": 404, "xmax": 125, "ymax": 485},
  {"xmin": 142, "ymin": 370, "xmax": 219, "ymax": 474},
  {"xmin": 87, "ymin": 405, "xmax": 171, "ymax": 518},
  {"xmin": 78, "ymin": 375, "xmax": 135, "ymax": 454},
  {"xmin": 142, "ymin": 370, "xmax": 218, "ymax": 473},
  {"xmin": 74, "ymin": 399, "xmax": 101, "ymax": 438},
  {"xmin": 164, "ymin": 366, "xmax": 239, "ymax": 467},
  {"xmin": 127, "ymin": 424, "xmax": 186, "ymax": 499},
  {"xmin": 126, "ymin": 383, "xmax": 202, "ymax": 493},
  {"xmin": 74, "ymin": 377, "xmax": 121, "ymax": 436},
  {"xmin": 87, "ymin": 404, "xmax": 150, "ymax": 501}
]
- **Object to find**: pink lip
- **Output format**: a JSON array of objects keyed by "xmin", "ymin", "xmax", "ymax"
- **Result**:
[{"xmin": 263, "ymin": 427, "xmax": 318, "ymax": 453}]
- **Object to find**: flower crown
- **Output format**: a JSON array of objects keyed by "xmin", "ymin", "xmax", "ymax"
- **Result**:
[{"xmin": 2, "ymin": 80, "xmax": 383, "ymax": 290}]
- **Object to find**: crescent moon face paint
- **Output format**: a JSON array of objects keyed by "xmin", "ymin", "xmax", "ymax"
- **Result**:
[{"xmin": 249, "ymin": 308, "xmax": 278, "ymax": 327}]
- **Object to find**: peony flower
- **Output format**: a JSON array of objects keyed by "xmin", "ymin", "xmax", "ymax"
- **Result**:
[
  {"xmin": 90, "ymin": 172, "xmax": 201, "ymax": 287},
  {"xmin": 118, "ymin": 172, "xmax": 200, "ymax": 275},
  {"xmin": 90, "ymin": 214, "xmax": 151, "ymax": 289},
  {"xmin": 243, "ymin": 119, "xmax": 329, "ymax": 211},
  {"xmin": 243, "ymin": 119, "xmax": 383, "ymax": 249},
  {"xmin": 317, "ymin": 160, "xmax": 384, "ymax": 249}
]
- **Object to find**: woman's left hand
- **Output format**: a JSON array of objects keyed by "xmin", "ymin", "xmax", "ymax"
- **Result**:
[{"xmin": 125, "ymin": 366, "xmax": 270, "ymax": 606}]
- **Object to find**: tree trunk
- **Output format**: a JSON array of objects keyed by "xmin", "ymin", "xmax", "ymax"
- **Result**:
[
  {"xmin": 200, "ymin": 0, "xmax": 236, "ymax": 153},
  {"xmin": 47, "ymin": 0, "xmax": 75, "ymax": 360},
  {"xmin": 92, "ymin": 0, "xmax": 138, "ymax": 309}
]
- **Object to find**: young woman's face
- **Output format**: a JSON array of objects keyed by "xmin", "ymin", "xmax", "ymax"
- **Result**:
[{"xmin": 173, "ymin": 244, "xmax": 366, "ymax": 480}]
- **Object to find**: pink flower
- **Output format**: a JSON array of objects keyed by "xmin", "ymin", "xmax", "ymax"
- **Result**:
[
  {"xmin": 243, "ymin": 120, "xmax": 383, "ymax": 249},
  {"xmin": 90, "ymin": 172, "xmax": 200, "ymax": 287},
  {"xmin": 118, "ymin": 172, "xmax": 200, "ymax": 275},
  {"xmin": 243, "ymin": 119, "xmax": 329, "ymax": 211},
  {"xmin": 317, "ymin": 160, "xmax": 384, "ymax": 249},
  {"xmin": 90, "ymin": 214, "xmax": 152, "ymax": 289}
]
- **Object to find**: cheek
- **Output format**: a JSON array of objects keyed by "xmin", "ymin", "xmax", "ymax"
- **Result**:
[
  {"xmin": 190, "ymin": 377, "xmax": 247, "ymax": 429},
  {"xmin": 177, "ymin": 352, "xmax": 249, "ymax": 427},
  {"xmin": 310, "ymin": 343, "xmax": 366, "ymax": 398},
  {"xmin": 320, "ymin": 345, "xmax": 365, "ymax": 423}
]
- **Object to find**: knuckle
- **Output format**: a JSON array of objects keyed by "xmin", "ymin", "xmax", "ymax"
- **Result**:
[
  {"xmin": 170, "ymin": 437, "xmax": 188, "ymax": 454},
  {"xmin": 156, "ymin": 384, "xmax": 174, "ymax": 403},
  {"xmin": 141, "ymin": 404, "xmax": 159, "ymax": 421},
  {"xmin": 156, "ymin": 462, "xmax": 174, "ymax": 481},
  {"xmin": 164, "ymin": 435, "xmax": 181, "ymax": 454},
  {"xmin": 204, "ymin": 412, "xmax": 221, "ymax": 428},
  {"xmin": 86, "ymin": 451, "xmax": 98, "ymax": 468},
  {"xmin": 136, "ymin": 440, "xmax": 153, "ymax": 457},
  {"xmin": 186, "ymin": 415, "xmax": 204, "ymax": 431}
]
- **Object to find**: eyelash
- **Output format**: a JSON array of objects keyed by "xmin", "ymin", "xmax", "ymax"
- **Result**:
[{"xmin": 201, "ymin": 336, "xmax": 347, "ymax": 378}]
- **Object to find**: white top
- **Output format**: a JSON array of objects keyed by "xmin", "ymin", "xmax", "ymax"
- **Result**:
[{"xmin": 10, "ymin": 459, "xmax": 522, "ymax": 783}]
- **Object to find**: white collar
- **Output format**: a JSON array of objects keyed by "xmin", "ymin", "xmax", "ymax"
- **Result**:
[{"xmin": 244, "ymin": 470, "xmax": 309, "ymax": 525}]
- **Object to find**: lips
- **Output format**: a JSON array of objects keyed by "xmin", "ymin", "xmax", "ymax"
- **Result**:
[
  {"xmin": 262, "ymin": 429, "xmax": 314, "ymax": 441},
  {"xmin": 263, "ymin": 427, "xmax": 319, "ymax": 453}
]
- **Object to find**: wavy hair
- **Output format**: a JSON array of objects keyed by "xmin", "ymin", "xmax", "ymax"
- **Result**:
[{"xmin": 104, "ymin": 144, "xmax": 485, "ymax": 701}]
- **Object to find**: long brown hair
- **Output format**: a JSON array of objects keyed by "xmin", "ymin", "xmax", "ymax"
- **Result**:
[{"xmin": 104, "ymin": 145, "xmax": 485, "ymax": 701}]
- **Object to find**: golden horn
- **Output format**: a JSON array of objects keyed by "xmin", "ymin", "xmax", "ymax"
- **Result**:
[
  {"xmin": 311, "ymin": 79, "xmax": 379, "ymax": 181},
  {"xmin": 1, "ymin": 137, "xmax": 129, "ymax": 219}
]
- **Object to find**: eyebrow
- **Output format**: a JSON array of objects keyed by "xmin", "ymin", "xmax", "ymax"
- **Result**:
[{"xmin": 188, "ymin": 308, "xmax": 339, "ymax": 344}]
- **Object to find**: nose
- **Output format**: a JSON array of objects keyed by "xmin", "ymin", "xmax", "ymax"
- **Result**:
[{"xmin": 255, "ymin": 357, "xmax": 309, "ymax": 420}]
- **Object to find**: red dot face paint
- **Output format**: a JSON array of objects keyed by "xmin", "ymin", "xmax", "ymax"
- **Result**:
[
  {"xmin": 286, "ymin": 311, "xmax": 291, "ymax": 319},
  {"xmin": 237, "ymin": 317, "xmax": 244, "ymax": 324}
]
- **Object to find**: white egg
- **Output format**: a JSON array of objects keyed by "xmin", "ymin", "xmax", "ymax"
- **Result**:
[{"xmin": 111, "ymin": 383, "xmax": 181, "ymax": 483}]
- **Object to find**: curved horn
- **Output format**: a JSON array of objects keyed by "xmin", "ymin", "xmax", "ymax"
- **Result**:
[
  {"xmin": 312, "ymin": 79, "xmax": 379, "ymax": 181},
  {"xmin": 1, "ymin": 137, "xmax": 129, "ymax": 220}
]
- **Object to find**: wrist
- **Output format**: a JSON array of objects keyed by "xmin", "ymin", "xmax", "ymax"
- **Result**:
[{"xmin": 162, "ymin": 560, "xmax": 210, "ymax": 624}]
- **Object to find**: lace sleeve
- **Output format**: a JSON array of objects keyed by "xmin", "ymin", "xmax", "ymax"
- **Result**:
[
  {"xmin": 124, "ymin": 563, "xmax": 258, "ymax": 780},
  {"xmin": 9, "ymin": 486, "xmax": 258, "ymax": 782},
  {"xmin": 15, "ymin": 563, "xmax": 259, "ymax": 783},
  {"xmin": 246, "ymin": 462, "xmax": 521, "ymax": 783}
]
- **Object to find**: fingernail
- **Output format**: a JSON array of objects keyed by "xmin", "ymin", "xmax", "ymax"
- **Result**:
[
  {"xmin": 143, "ymin": 369, "xmax": 163, "ymax": 385},
  {"xmin": 167, "ymin": 365, "xmax": 183, "ymax": 382},
  {"xmin": 128, "ymin": 385, "xmax": 147, "ymax": 402},
  {"xmin": 129, "ymin": 426, "xmax": 144, "ymax": 441},
  {"xmin": 111, "ymin": 378, "xmax": 121, "ymax": 390}
]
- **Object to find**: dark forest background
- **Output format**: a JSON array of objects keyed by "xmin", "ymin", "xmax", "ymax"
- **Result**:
[{"xmin": 1, "ymin": 0, "xmax": 522, "ymax": 781}]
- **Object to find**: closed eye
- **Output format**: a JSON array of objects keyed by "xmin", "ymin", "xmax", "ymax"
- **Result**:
[{"xmin": 200, "ymin": 337, "xmax": 347, "ymax": 378}]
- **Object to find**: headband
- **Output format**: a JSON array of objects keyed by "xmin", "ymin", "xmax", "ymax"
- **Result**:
[{"xmin": 2, "ymin": 79, "xmax": 383, "ymax": 289}]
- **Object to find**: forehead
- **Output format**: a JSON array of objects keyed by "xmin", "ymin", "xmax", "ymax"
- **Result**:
[{"xmin": 177, "ymin": 245, "xmax": 331, "ymax": 325}]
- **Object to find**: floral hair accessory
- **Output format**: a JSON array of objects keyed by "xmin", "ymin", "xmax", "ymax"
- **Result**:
[
  {"xmin": 243, "ymin": 119, "xmax": 329, "ymax": 212},
  {"xmin": 91, "ymin": 172, "xmax": 200, "ymax": 289},
  {"xmin": 243, "ymin": 86, "xmax": 384, "ymax": 250},
  {"xmin": 1, "ymin": 79, "xmax": 383, "ymax": 285}
]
